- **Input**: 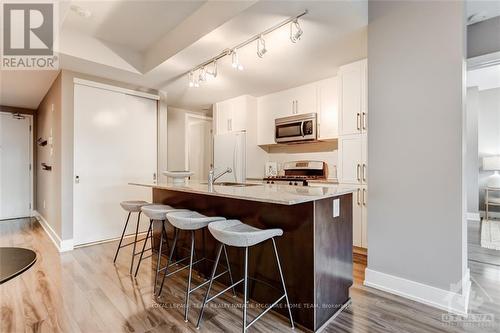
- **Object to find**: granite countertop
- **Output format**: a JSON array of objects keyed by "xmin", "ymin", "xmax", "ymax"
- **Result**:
[{"xmin": 130, "ymin": 181, "xmax": 355, "ymax": 205}]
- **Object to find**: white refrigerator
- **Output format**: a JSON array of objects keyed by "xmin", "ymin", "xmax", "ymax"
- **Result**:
[{"xmin": 213, "ymin": 131, "xmax": 246, "ymax": 183}]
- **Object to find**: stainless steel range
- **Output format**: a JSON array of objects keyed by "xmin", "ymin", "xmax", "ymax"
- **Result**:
[{"xmin": 264, "ymin": 160, "xmax": 328, "ymax": 186}]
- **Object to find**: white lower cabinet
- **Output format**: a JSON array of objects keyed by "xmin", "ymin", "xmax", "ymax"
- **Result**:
[{"xmin": 351, "ymin": 185, "xmax": 368, "ymax": 248}]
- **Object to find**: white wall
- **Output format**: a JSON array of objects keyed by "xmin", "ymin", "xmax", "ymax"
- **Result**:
[
  {"xmin": 366, "ymin": 0, "xmax": 468, "ymax": 313},
  {"xmin": 478, "ymin": 87, "xmax": 500, "ymax": 212},
  {"xmin": 167, "ymin": 107, "xmax": 211, "ymax": 172}
]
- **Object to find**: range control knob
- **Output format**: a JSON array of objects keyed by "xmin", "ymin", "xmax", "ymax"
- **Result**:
[
  {"xmin": 289, "ymin": 181, "xmax": 293, "ymax": 185},
  {"xmin": 294, "ymin": 182, "xmax": 298, "ymax": 186}
]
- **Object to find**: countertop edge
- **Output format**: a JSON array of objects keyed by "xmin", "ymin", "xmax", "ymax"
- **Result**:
[{"xmin": 130, "ymin": 182, "xmax": 355, "ymax": 206}]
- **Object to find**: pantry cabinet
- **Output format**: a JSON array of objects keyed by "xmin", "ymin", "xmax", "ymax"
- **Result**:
[
  {"xmin": 339, "ymin": 59, "xmax": 367, "ymax": 136},
  {"xmin": 351, "ymin": 185, "xmax": 368, "ymax": 248},
  {"xmin": 338, "ymin": 133, "xmax": 367, "ymax": 185}
]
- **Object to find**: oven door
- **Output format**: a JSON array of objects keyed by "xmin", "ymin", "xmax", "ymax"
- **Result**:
[{"xmin": 275, "ymin": 119, "xmax": 317, "ymax": 143}]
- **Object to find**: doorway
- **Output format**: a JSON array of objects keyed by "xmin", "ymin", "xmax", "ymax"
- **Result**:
[
  {"xmin": 466, "ymin": 52, "xmax": 500, "ymax": 265},
  {"xmin": 0, "ymin": 112, "xmax": 33, "ymax": 220},
  {"xmin": 185, "ymin": 114, "xmax": 212, "ymax": 181}
]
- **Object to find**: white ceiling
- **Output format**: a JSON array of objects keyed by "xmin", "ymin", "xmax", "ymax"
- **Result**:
[
  {"xmin": 3, "ymin": 0, "xmax": 498, "ymax": 110},
  {"xmin": 63, "ymin": 0, "xmax": 206, "ymax": 52},
  {"xmin": 468, "ymin": 64, "xmax": 500, "ymax": 91},
  {"xmin": 466, "ymin": 0, "xmax": 500, "ymax": 24},
  {"xmin": 0, "ymin": 70, "xmax": 59, "ymax": 109}
]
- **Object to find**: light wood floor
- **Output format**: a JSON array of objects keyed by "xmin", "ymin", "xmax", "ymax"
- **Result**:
[{"xmin": 1, "ymin": 218, "xmax": 499, "ymax": 333}]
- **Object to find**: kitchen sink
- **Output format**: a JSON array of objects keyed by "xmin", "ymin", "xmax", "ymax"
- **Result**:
[
  {"xmin": 216, "ymin": 182, "xmax": 262, "ymax": 187},
  {"xmin": 201, "ymin": 182, "xmax": 262, "ymax": 187}
]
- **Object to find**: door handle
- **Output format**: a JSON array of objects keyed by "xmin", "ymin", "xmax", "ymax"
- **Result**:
[
  {"xmin": 357, "ymin": 113, "xmax": 361, "ymax": 131},
  {"xmin": 292, "ymin": 101, "xmax": 295, "ymax": 114},
  {"xmin": 362, "ymin": 112, "xmax": 367, "ymax": 130},
  {"xmin": 357, "ymin": 164, "xmax": 361, "ymax": 182},
  {"xmin": 296, "ymin": 100, "xmax": 299, "ymax": 114},
  {"xmin": 362, "ymin": 188, "xmax": 366, "ymax": 206},
  {"xmin": 228, "ymin": 119, "xmax": 232, "ymax": 131},
  {"xmin": 362, "ymin": 163, "xmax": 366, "ymax": 182},
  {"xmin": 357, "ymin": 188, "xmax": 361, "ymax": 205}
]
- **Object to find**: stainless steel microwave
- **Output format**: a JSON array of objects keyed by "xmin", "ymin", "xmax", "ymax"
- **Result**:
[{"xmin": 275, "ymin": 113, "xmax": 317, "ymax": 143}]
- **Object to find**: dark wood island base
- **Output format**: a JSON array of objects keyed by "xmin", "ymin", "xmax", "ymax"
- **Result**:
[{"xmin": 150, "ymin": 187, "xmax": 353, "ymax": 332}]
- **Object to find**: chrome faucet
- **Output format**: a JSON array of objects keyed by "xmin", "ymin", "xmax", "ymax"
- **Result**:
[{"xmin": 208, "ymin": 167, "xmax": 232, "ymax": 186}]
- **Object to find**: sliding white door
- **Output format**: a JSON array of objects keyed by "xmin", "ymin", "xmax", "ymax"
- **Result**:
[
  {"xmin": 0, "ymin": 113, "xmax": 32, "ymax": 219},
  {"xmin": 73, "ymin": 83, "xmax": 157, "ymax": 245}
]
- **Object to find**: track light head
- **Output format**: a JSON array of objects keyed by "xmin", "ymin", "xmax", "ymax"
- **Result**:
[
  {"xmin": 257, "ymin": 35, "xmax": 267, "ymax": 58},
  {"xmin": 199, "ymin": 67, "xmax": 207, "ymax": 82},
  {"xmin": 290, "ymin": 19, "xmax": 303, "ymax": 43},
  {"xmin": 188, "ymin": 72, "xmax": 194, "ymax": 87},
  {"xmin": 231, "ymin": 50, "xmax": 244, "ymax": 71},
  {"xmin": 206, "ymin": 60, "xmax": 217, "ymax": 79}
]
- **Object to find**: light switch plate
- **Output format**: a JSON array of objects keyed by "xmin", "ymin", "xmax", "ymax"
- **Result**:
[{"xmin": 333, "ymin": 199, "xmax": 340, "ymax": 218}]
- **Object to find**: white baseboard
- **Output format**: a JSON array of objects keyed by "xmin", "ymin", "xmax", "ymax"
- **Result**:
[
  {"xmin": 467, "ymin": 212, "xmax": 480, "ymax": 222},
  {"xmin": 364, "ymin": 268, "xmax": 470, "ymax": 316},
  {"xmin": 33, "ymin": 211, "xmax": 74, "ymax": 252}
]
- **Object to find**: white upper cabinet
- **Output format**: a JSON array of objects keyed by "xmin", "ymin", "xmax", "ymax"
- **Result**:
[
  {"xmin": 339, "ymin": 59, "xmax": 367, "ymax": 135},
  {"xmin": 256, "ymin": 78, "xmax": 338, "ymax": 145},
  {"xmin": 317, "ymin": 77, "xmax": 338, "ymax": 140},
  {"xmin": 214, "ymin": 95, "xmax": 248, "ymax": 135}
]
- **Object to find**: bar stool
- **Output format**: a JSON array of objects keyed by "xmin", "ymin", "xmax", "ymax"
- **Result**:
[
  {"xmin": 157, "ymin": 210, "xmax": 236, "ymax": 322},
  {"xmin": 113, "ymin": 200, "xmax": 150, "ymax": 274},
  {"xmin": 196, "ymin": 219, "xmax": 294, "ymax": 332},
  {"xmin": 134, "ymin": 204, "xmax": 186, "ymax": 293}
]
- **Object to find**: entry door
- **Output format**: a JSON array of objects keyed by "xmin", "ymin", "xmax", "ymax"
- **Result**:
[
  {"xmin": 186, "ymin": 117, "xmax": 212, "ymax": 181},
  {"xmin": 73, "ymin": 84, "xmax": 157, "ymax": 245},
  {"xmin": 0, "ymin": 113, "xmax": 32, "ymax": 219}
]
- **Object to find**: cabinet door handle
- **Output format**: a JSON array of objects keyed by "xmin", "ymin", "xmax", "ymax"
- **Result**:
[
  {"xmin": 362, "ymin": 112, "xmax": 367, "ymax": 130},
  {"xmin": 357, "ymin": 188, "xmax": 361, "ymax": 205},
  {"xmin": 362, "ymin": 163, "xmax": 366, "ymax": 182},
  {"xmin": 363, "ymin": 188, "xmax": 366, "ymax": 206},
  {"xmin": 296, "ymin": 100, "xmax": 299, "ymax": 114},
  {"xmin": 357, "ymin": 164, "xmax": 361, "ymax": 181},
  {"xmin": 228, "ymin": 119, "xmax": 232, "ymax": 131},
  {"xmin": 292, "ymin": 101, "xmax": 295, "ymax": 114},
  {"xmin": 357, "ymin": 113, "xmax": 361, "ymax": 131}
]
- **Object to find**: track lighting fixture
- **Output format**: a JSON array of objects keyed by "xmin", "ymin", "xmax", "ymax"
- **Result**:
[
  {"xmin": 290, "ymin": 19, "xmax": 303, "ymax": 43},
  {"xmin": 186, "ymin": 10, "xmax": 307, "ymax": 88},
  {"xmin": 199, "ymin": 67, "xmax": 207, "ymax": 82},
  {"xmin": 188, "ymin": 72, "xmax": 194, "ymax": 87},
  {"xmin": 231, "ymin": 50, "xmax": 244, "ymax": 71},
  {"xmin": 257, "ymin": 35, "xmax": 267, "ymax": 58},
  {"xmin": 206, "ymin": 60, "xmax": 217, "ymax": 79}
]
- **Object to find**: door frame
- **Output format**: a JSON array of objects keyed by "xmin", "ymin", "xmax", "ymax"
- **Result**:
[
  {"xmin": 0, "ymin": 111, "xmax": 33, "ymax": 220},
  {"xmin": 184, "ymin": 113, "xmax": 213, "ymax": 170}
]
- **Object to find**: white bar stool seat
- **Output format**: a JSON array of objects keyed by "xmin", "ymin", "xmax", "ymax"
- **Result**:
[
  {"xmin": 197, "ymin": 219, "xmax": 294, "ymax": 332},
  {"xmin": 157, "ymin": 211, "xmax": 236, "ymax": 323},
  {"xmin": 114, "ymin": 200, "xmax": 150, "ymax": 274}
]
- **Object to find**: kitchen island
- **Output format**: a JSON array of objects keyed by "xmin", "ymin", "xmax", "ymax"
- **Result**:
[{"xmin": 131, "ymin": 181, "xmax": 354, "ymax": 332}]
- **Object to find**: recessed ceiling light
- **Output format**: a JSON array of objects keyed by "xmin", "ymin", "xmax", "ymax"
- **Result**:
[{"xmin": 70, "ymin": 5, "xmax": 92, "ymax": 18}]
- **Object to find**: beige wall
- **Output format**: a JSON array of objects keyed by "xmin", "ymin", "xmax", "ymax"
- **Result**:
[{"xmin": 36, "ymin": 73, "xmax": 63, "ymax": 237}]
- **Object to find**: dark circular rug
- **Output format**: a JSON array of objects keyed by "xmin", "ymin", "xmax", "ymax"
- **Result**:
[{"xmin": 0, "ymin": 247, "xmax": 37, "ymax": 284}]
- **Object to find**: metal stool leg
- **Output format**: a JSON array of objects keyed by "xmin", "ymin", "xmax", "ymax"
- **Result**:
[
  {"xmin": 272, "ymin": 238, "xmax": 294, "ymax": 329},
  {"xmin": 196, "ymin": 243, "xmax": 223, "ymax": 329},
  {"xmin": 129, "ymin": 211, "xmax": 142, "ymax": 274},
  {"xmin": 153, "ymin": 220, "xmax": 166, "ymax": 294},
  {"xmin": 184, "ymin": 230, "xmax": 196, "ymax": 322},
  {"xmin": 158, "ymin": 227, "xmax": 179, "ymax": 296},
  {"xmin": 242, "ymin": 246, "xmax": 249, "ymax": 333},
  {"xmin": 113, "ymin": 212, "xmax": 131, "ymax": 263},
  {"xmin": 134, "ymin": 220, "xmax": 152, "ymax": 277},
  {"xmin": 223, "ymin": 245, "xmax": 237, "ymax": 297}
]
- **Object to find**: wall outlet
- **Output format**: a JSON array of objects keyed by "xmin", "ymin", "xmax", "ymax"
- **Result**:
[{"xmin": 333, "ymin": 199, "xmax": 340, "ymax": 218}]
